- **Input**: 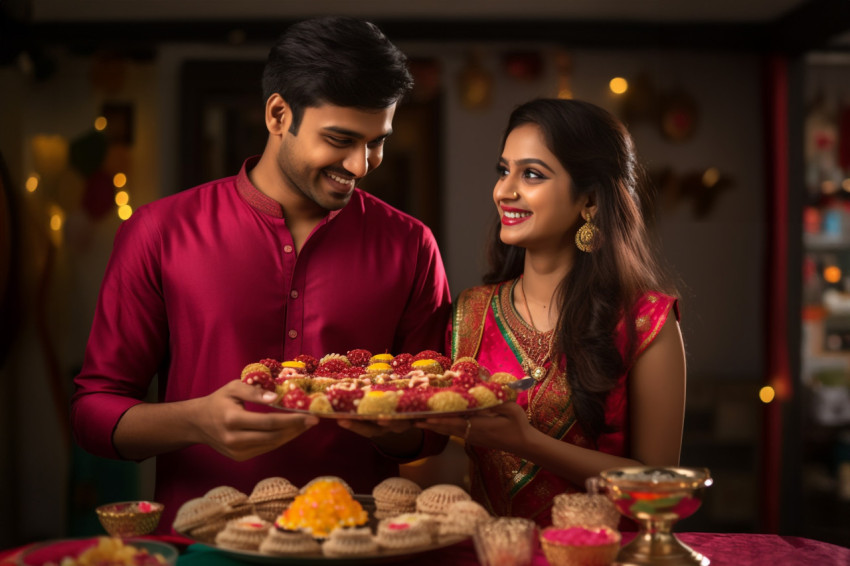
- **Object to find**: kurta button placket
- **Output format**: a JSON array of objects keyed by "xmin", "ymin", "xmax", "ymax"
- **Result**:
[
  {"xmin": 288, "ymin": 329, "xmax": 298, "ymax": 339},
  {"xmin": 290, "ymin": 290, "xmax": 299, "ymax": 299}
]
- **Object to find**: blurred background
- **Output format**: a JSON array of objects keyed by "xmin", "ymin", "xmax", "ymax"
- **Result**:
[{"xmin": 1, "ymin": 0, "xmax": 849, "ymax": 550}]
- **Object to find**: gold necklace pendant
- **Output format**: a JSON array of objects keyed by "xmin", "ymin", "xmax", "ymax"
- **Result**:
[{"xmin": 519, "ymin": 277, "xmax": 555, "ymax": 382}]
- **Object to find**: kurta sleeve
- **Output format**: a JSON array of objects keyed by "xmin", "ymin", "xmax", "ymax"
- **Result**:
[{"xmin": 70, "ymin": 207, "xmax": 170, "ymax": 459}]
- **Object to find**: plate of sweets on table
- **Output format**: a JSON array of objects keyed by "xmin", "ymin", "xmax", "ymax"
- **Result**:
[
  {"xmin": 173, "ymin": 475, "xmax": 493, "ymax": 564},
  {"xmin": 239, "ymin": 349, "xmax": 523, "ymax": 420}
]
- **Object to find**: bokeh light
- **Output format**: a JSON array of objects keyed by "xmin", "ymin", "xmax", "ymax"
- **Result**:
[
  {"xmin": 25, "ymin": 174, "xmax": 40, "ymax": 192},
  {"xmin": 609, "ymin": 77, "xmax": 628, "ymax": 94}
]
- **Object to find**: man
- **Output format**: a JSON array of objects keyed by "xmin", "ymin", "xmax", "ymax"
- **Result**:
[{"xmin": 71, "ymin": 17, "xmax": 451, "ymax": 531}]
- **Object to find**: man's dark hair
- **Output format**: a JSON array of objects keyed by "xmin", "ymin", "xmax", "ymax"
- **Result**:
[{"xmin": 262, "ymin": 16, "xmax": 414, "ymax": 133}]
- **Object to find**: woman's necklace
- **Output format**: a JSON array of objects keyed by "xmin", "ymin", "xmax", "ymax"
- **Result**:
[{"xmin": 519, "ymin": 277, "xmax": 555, "ymax": 381}]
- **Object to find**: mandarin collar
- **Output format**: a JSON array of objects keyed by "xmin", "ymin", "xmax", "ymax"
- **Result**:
[{"xmin": 235, "ymin": 156, "xmax": 343, "ymax": 222}]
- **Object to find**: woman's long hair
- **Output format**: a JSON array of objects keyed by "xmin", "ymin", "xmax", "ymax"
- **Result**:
[{"xmin": 483, "ymin": 98, "xmax": 677, "ymax": 441}]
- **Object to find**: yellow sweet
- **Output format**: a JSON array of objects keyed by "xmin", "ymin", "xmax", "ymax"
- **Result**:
[
  {"xmin": 366, "ymin": 362, "xmax": 393, "ymax": 375},
  {"xmin": 370, "ymin": 353, "xmax": 394, "ymax": 364},
  {"xmin": 357, "ymin": 390, "xmax": 400, "ymax": 415},
  {"xmin": 411, "ymin": 359, "xmax": 442, "ymax": 373},
  {"xmin": 276, "ymin": 479, "xmax": 367, "ymax": 538}
]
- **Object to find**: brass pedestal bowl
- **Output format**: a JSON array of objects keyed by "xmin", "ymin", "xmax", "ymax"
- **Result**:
[{"xmin": 588, "ymin": 466, "xmax": 713, "ymax": 566}]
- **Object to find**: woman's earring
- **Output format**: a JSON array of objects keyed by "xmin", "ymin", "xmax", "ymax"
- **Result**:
[{"xmin": 575, "ymin": 210, "xmax": 597, "ymax": 253}]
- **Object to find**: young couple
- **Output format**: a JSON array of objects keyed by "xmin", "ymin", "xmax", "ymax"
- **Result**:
[{"xmin": 71, "ymin": 16, "xmax": 685, "ymax": 529}]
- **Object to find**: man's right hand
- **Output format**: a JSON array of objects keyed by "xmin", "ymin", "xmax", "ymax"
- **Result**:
[
  {"xmin": 192, "ymin": 380, "xmax": 319, "ymax": 461},
  {"xmin": 112, "ymin": 380, "xmax": 319, "ymax": 461}
]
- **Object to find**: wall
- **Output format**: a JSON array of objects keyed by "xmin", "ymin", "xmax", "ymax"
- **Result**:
[{"xmin": 0, "ymin": 41, "xmax": 766, "ymax": 544}]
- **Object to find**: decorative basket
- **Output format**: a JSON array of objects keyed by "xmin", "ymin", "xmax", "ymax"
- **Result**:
[{"xmin": 95, "ymin": 501, "xmax": 164, "ymax": 537}]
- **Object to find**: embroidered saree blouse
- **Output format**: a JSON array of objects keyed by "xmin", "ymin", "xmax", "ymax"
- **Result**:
[{"xmin": 451, "ymin": 280, "xmax": 678, "ymax": 526}]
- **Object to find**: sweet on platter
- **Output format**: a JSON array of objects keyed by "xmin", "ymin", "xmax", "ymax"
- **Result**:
[
  {"xmin": 241, "ymin": 349, "xmax": 518, "ymax": 415},
  {"xmin": 173, "ymin": 475, "xmax": 478, "ymax": 558},
  {"xmin": 275, "ymin": 476, "xmax": 368, "ymax": 539}
]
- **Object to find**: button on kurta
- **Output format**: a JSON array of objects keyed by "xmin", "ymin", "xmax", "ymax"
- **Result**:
[
  {"xmin": 284, "ymin": 245, "xmax": 293, "ymax": 253},
  {"xmin": 290, "ymin": 290, "xmax": 299, "ymax": 299},
  {"xmin": 288, "ymin": 329, "xmax": 298, "ymax": 339}
]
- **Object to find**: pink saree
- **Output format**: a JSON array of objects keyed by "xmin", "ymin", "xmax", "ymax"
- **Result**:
[{"xmin": 451, "ymin": 280, "xmax": 678, "ymax": 526}]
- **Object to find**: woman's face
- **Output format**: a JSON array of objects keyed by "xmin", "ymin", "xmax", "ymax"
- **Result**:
[{"xmin": 493, "ymin": 123, "xmax": 589, "ymax": 252}]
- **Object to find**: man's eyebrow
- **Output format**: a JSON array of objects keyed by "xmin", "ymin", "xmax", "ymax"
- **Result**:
[
  {"xmin": 323, "ymin": 126, "xmax": 393, "ymax": 142},
  {"xmin": 498, "ymin": 157, "xmax": 556, "ymax": 174}
]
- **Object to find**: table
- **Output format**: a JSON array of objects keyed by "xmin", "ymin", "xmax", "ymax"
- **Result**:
[{"xmin": 2, "ymin": 532, "xmax": 848, "ymax": 565}]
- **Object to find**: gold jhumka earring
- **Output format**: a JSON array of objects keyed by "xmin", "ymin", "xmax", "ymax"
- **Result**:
[{"xmin": 575, "ymin": 210, "xmax": 597, "ymax": 253}]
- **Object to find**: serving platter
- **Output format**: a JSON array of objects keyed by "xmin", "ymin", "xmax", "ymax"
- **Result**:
[
  {"xmin": 177, "ymin": 496, "xmax": 467, "ymax": 565},
  {"xmin": 183, "ymin": 534, "xmax": 467, "ymax": 565},
  {"xmin": 272, "ymin": 404, "xmax": 499, "ymax": 421}
]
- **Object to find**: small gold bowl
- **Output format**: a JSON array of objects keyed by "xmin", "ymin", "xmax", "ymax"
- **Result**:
[
  {"xmin": 539, "ymin": 526, "xmax": 621, "ymax": 566},
  {"xmin": 95, "ymin": 501, "xmax": 164, "ymax": 537}
]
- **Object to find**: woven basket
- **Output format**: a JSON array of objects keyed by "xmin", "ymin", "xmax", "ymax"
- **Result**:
[{"xmin": 96, "ymin": 501, "xmax": 164, "ymax": 537}]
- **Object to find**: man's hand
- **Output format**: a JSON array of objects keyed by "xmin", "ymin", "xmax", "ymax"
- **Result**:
[
  {"xmin": 113, "ymin": 380, "xmax": 318, "ymax": 461},
  {"xmin": 193, "ymin": 380, "xmax": 320, "ymax": 461}
]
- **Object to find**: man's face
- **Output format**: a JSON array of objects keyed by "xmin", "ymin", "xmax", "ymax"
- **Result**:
[{"xmin": 276, "ymin": 103, "xmax": 396, "ymax": 211}]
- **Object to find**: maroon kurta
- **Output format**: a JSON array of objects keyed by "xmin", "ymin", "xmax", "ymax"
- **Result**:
[{"xmin": 71, "ymin": 157, "xmax": 451, "ymax": 530}]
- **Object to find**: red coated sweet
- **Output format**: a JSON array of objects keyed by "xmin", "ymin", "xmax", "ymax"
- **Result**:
[
  {"xmin": 325, "ymin": 385, "xmax": 365, "ymax": 412},
  {"xmin": 346, "ymin": 349, "xmax": 372, "ymax": 367},
  {"xmin": 338, "ymin": 366, "xmax": 367, "ymax": 379},
  {"xmin": 243, "ymin": 370, "xmax": 276, "ymax": 392},
  {"xmin": 391, "ymin": 353, "xmax": 413, "ymax": 369},
  {"xmin": 433, "ymin": 355, "xmax": 452, "ymax": 371},
  {"xmin": 258, "ymin": 358, "xmax": 282, "ymax": 377},
  {"xmin": 412, "ymin": 350, "xmax": 443, "ymax": 362},
  {"xmin": 451, "ymin": 360, "xmax": 480, "ymax": 379},
  {"xmin": 282, "ymin": 387, "xmax": 312, "ymax": 410},
  {"xmin": 396, "ymin": 389, "xmax": 430, "ymax": 413},
  {"xmin": 294, "ymin": 354, "xmax": 319, "ymax": 374},
  {"xmin": 450, "ymin": 370, "xmax": 481, "ymax": 390},
  {"xmin": 314, "ymin": 358, "xmax": 351, "ymax": 377}
]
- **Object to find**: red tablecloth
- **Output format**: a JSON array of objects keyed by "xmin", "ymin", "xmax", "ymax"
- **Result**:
[{"xmin": 2, "ymin": 532, "xmax": 848, "ymax": 565}]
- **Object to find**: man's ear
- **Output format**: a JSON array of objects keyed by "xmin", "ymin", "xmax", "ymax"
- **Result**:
[{"xmin": 265, "ymin": 94, "xmax": 289, "ymax": 135}]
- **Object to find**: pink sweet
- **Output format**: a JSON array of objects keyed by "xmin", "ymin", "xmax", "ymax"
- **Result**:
[
  {"xmin": 542, "ymin": 526, "xmax": 617, "ymax": 546},
  {"xmin": 138, "ymin": 501, "xmax": 153, "ymax": 513}
]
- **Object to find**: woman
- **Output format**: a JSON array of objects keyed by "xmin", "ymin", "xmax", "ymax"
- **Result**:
[{"xmin": 418, "ymin": 98, "xmax": 686, "ymax": 527}]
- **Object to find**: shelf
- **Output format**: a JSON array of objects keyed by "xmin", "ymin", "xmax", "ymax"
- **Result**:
[{"xmin": 804, "ymin": 233, "xmax": 850, "ymax": 250}]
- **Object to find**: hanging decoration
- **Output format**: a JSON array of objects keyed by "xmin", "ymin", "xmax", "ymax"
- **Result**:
[
  {"xmin": 659, "ymin": 88, "xmax": 699, "ymax": 143},
  {"xmin": 456, "ymin": 51, "xmax": 493, "ymax": 111},
  {"xmin": 408, "ymin": 59, "xmax": 442, "ymax": 103},
  {"xmin": 501, "ymin": 52, "xmax": 543, "ymax": 82},
  {"xmin": 555, "ymin": 50, "xmax": 573, "ymax": 100},
  {"xmin": 651, "ymin": 166, "xmax": 734, "ymax": 219}
]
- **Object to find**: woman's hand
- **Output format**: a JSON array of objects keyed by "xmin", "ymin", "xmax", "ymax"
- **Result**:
[
  {"xmin": 416, "ymin": 402, "xmax": 532, "ymax": 453},
  {"xmin": 336, "ymin": 418, "xmax": 426, "ymax": 459}
]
